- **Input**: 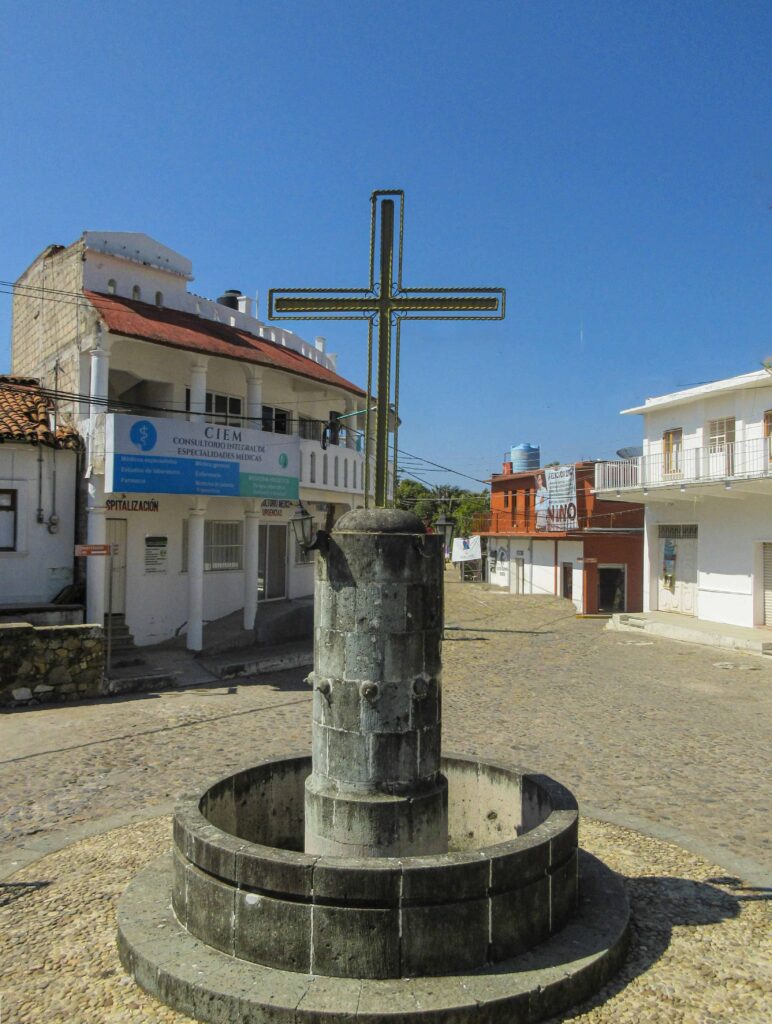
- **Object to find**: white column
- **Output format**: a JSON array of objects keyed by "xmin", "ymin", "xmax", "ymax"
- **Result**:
[
  {"xmin": 89, "ymin": 343, "xmax": 111, "ymax": 420},
  {"xmin": 243, "ymin": 508, "xmax": 260, "ymax": 630},
  {"xmin": 86, "ymin": 478, "xmax": 107, "ymax": 623},
  {"xmin": 246, "ymin": 372, "xmax": 263, "ymax": 429},
  {"xmin": 189, "ymin": 361, "xmax": 208, "ymax": 423},
  {"xmin": 187, "ymin": 506, "xmax": 206, "ymax": 651}
]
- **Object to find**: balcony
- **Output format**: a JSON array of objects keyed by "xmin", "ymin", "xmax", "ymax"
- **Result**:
[
  {"xmin": 473, "ymin": 512, "xmax": 539, "ymax": 535},
  {"xmin": 594, "ymin": 437, "xmax": 772, "ymax": 496}
]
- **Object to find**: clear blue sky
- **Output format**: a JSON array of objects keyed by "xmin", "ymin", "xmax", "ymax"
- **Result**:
[{"xmin": 1, "ymin": 0, "xmax": 769, "ymax": 487}]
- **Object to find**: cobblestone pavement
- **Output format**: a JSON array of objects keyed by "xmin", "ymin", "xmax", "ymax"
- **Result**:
[
  {"xmin": 1, "ymin": 816, "xmax": 769, "ymax": 1023},
  {"xmin": 1, "ymin": 574, "xmax": 771, "ymax": 885}
]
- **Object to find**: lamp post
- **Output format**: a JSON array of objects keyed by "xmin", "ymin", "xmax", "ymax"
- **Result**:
[{"xmin": 435, "ymin": 510, "xmax": 456, "ymax": 560}]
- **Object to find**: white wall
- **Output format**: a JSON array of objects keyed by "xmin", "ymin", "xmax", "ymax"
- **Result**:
[
  {"xmin": 112, "ymin": 494, "xmax": 315, "ymax": 646},
  {"xmin": 0, "ymin": 445, "xmax": 78, "ymax": 604},
  {"xmin": 557, "ymin": 539, "xmax": 584, "ymax": 612},
  {"xmin": 643, "ymin": 495, "xmax": 772, "ymax": 628}
]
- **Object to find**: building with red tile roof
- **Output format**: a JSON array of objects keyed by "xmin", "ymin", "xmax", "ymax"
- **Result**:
[{"xmin": 11, "ymin": 232, "xmax": 382, "ymax": 650}]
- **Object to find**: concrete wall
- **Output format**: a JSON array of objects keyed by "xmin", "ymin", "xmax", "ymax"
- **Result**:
[
  {"xmin": 0, "ymin": 444, "xmax": 78, "ymax": 604},
  {"xmin": 0, "ymin": 623, "xmax": 103, "ymax": 705}
]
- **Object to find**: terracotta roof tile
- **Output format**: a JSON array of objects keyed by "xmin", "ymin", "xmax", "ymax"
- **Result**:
[
  {"xmin": 0, "ymin": 377, "xmax": 83, "ymax": 450},
  {"xmin": 84, "ymin": 291, "xmax": 366, "ymax": 398}
]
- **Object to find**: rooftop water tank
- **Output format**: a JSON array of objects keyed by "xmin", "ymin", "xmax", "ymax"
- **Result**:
[{"xmin": 511, "ymin": 443, "xmax": 540, "ymax": 472}]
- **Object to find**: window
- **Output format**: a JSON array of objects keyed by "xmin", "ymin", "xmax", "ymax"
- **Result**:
[
  {"xmin": 182, "ymin": 520, "xmax": 243, "ymax": 571},
  {"xmin": 334, "ymin": 456, "xmax": 339, "ymax": 486},
  {"xmin": 155, "ymin": 291, "xmax": 163, "ymax": 307},
  {"xmin": 107, "ymin": 279, "xmax": 116, "ymax": 295},
  {"xmin": 503, "ymin": 491, "xmax": 509, "ymax": 509},
  {"xmin": 310, "ymin": 451, "xmax": 316, "ymax": 483},
  {"xmin": 352, "ymin": 461, "xmax": 357, "ymax": 490},
  {"xmin": 0, "ymin": 490, "xmax": 17, "ymax": 550},
  {"xmin": 708, "ymin": 417, "xmax": 735, "ymax": 450},
  {"xmin": 185, "ymin": 389, "xmax": 243, "ymax": 426},
  {"xmin": 343, "ymin": 459, "xmax": 348, "ymax": 488},
  {"xmin": 299, "ymin": 417, "xmax": 322, "ymax": 442},
  {"xmin": 205, "ymin": 521, "xmax": 243, "ymax": 570},
  {"xmin": 658, "ymin": 524, "xmax": 698, "ymax": 539},
  {"xmin": 132, "ymin": 285, "xmax": 141, "ymax": 301},
  {"xmin": 260, "ymin": 405, "xmax": 289, "ymax": 433},
  {"xmin": 765, "ymin": 411, "xmax": 772, "ymax": 460},
  {"xmin": 663, "ymin": 428, "xmax": 683, "ymax": 475},
  {"xmin": 323, "ymin": 453, "xmax": 328, "ymax": 485}
]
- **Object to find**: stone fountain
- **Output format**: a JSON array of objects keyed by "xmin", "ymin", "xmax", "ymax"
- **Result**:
[{"xmin": 117, "ymin": 508, "xmax": 630, "ymax": 1022}]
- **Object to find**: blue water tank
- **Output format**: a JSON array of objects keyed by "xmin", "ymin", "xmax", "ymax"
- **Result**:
[{"xmin": 511, "ymin": 443, "xmax": 540, "ymax": 472}]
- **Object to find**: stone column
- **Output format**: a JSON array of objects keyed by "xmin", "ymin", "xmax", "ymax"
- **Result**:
[
  {"xmin": 89, "ymin": 343, "xmax": 110, "ymax": 420},
  {"xmin": 243, "ymin": 508, "xmax": 260, "ymax": 631},
  {"xmin": 246, "ymin": 371, "xmax": 263, "ymax": 430},
  {"xmin": 86, "ymin": 478, "xmax": 107, "ymax": 624},
  {"xmin": 305, "ymin": 508, "xmax": 447, "ymax": 857},
  {"xmin": 189, "ymin": 362, "xmax": 208, "ymax": 423},
  {"xmin": 187, "ymin": 506, "xmax": 206, "ymax": 651}
]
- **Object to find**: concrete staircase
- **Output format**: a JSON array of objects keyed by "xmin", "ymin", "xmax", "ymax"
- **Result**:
[{"xmin": 103, "ymin": 615, "xmax": 176, "ymax": 693}]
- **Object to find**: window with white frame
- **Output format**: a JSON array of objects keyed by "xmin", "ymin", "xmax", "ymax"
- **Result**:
[
  {"xmin": 708, "ymin": 417, "xmax": 735, "ymax": 451},
  {"xmin": 185, "ymin": 389, "xmax": 243, "ymax": 426},
  {"xmin": 107, "ymin": 279, "xmax": 116, "ymax": 294},
  {"xmin": 0, "ymin": 490, "xmax": 17, "ymax": 550},
  {"xmin": 261, "ymin": 405, "xmax": 291, "ymax": 434},
  {"xmin": 182, "ymin": 520, "xmax": 243, "ymax": 571},
  {"xmin": 132, "ymin": 285, "xmax": 141, "ymax": 301}
]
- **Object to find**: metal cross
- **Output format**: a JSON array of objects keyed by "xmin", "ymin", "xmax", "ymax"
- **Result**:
[{"xmin": 268, "ymin": 190, "xmax": 505, "ymax": 507}]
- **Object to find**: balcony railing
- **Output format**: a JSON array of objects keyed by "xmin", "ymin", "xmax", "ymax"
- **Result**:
[
  {"xmin": 594, "ymin": 437, "xmax": 772, "ymax": 492},
  {"xmin": 473, "ymin": 512, "xmax": 540, "ymax": 534}
]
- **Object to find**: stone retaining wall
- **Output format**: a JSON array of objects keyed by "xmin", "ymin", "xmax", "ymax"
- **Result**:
[{"xmin": 0, "ymin": 623, "xmax": 104, "ymax": 706}]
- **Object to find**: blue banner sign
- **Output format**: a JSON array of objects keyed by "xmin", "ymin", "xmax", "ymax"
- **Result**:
[{"xmin": 105, "ymin": 414, "xmax": 300, "ymax": 499}]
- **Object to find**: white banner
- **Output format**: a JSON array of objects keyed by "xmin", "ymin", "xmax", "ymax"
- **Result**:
[{"xmin": 451, "ymin": 536, "xmax": 482, "ymax": 562}]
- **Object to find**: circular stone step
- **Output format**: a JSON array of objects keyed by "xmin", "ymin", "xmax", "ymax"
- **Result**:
[{"xmin": 117, "ymin": 849, "xmax": 630, "ymax": 1024}]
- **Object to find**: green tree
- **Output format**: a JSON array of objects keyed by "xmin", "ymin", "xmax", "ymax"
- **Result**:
[
  {"xmin": 394, "ymin": 478, "xmax": 433, "ymax": 523},
  {"xmin": 453, "ymin": 491, "xmax": 490, "ymax": 536}
]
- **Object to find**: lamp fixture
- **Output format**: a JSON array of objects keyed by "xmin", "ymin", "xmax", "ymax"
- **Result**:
[
  {"xmin": 290, "ymin": 501, "xmax": 328, "ymax": 552},
  {"xmin": 434, "ymin": 510, "xmax": 456, "ymax": 556}
]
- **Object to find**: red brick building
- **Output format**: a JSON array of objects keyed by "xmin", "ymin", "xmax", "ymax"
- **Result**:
[{"xmin": 476, "ymin": 460, "xmax": 644, "ymax": 614}]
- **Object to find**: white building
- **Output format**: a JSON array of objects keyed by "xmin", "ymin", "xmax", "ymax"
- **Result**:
[
  {"xmin": 594, "ymin": 369, "xmax": 772, "ymax": 628},
  {"xmin": 0, "ymin": 376, "xmax": 81, "ymax": 611},
  {"xmin": 12, "ymin": 232, "xmax": 382, "ymax": 648}
]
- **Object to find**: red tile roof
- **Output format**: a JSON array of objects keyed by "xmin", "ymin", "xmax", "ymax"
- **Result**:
[
  {"xmin": 84, "ymin": 291, "xmax": 366, "ymax": 398},
  {"xmin": 0, "ymin": 377, "xmax": 83, "ymax": 450}
]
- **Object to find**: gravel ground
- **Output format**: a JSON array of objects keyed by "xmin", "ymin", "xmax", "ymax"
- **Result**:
[{"xmin": 1, "ymin": 815, "xmax": 769, "ymax": 1024}]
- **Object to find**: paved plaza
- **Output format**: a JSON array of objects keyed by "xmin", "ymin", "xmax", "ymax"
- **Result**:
[{"xmin": 1, "ymin": 574, "xmax": 770, "ymax": 1022}]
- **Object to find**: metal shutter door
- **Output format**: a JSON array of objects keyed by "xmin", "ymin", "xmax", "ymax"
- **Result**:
[{"xmin": 764, "ymin": 544, "xmax": 772, "ymax": 625}]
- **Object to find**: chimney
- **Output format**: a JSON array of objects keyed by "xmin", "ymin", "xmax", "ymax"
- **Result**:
[
  {"xmin": 314, "ymin": 336, "xmax": 326, "ymax": 353},
  {"xmin": 237, "ymin": 294, "xmax": 253, "ymax": 318}
]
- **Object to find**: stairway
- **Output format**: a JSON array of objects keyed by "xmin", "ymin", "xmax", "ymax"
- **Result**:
[{"xmin": 104, "ymin": 614, "xmax": 145, "ymax": 668}]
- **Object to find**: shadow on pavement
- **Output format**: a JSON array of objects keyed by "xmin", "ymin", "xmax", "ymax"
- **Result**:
[{"xmin": 554, "ymin": 874, "xmax": 753, "ymax": 1021}]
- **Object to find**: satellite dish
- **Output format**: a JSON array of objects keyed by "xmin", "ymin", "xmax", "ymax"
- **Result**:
[{"xmin": 616, "ymin": 446, "xmax": 642, "ymax": 459}]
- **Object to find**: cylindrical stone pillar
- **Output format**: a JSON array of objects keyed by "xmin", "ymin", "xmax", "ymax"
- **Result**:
[
  {"xmin": 187, "ymin": 508, "xmax": 205, "ymax": 651},
  {"xmin": 305, "ymin": 508, "xmax": 447, "ymax": 857}
]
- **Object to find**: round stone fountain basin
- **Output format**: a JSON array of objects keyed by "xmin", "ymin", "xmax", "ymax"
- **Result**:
[{"xmin": 172, "ymin": 753, "xmax": 578, "ymax": 979}]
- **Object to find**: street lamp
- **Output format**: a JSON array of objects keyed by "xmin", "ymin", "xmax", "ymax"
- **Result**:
[
  {"xmin": 290, "ymin": 502, "xmax": 328, "ymax": 553},
  {"xmin": 434, "ymin": 511, "xmax": 456, "ymax": 557}
]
